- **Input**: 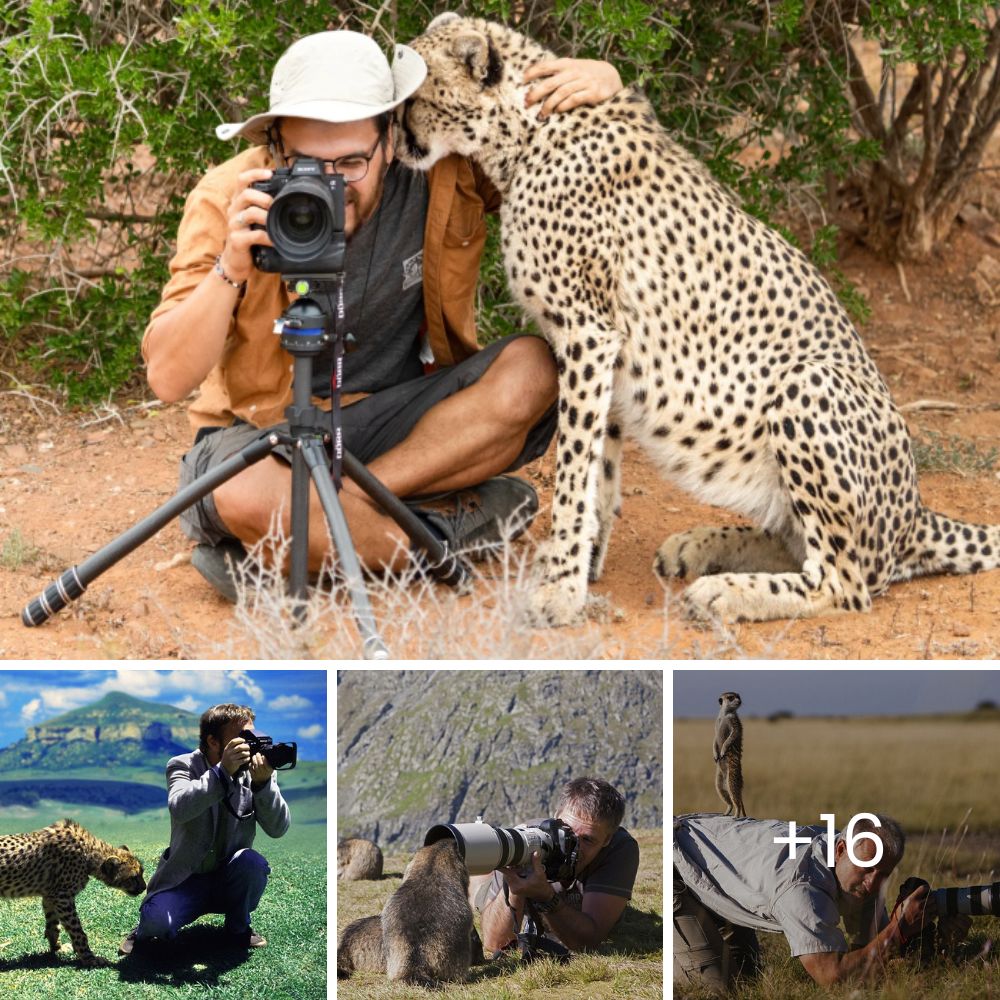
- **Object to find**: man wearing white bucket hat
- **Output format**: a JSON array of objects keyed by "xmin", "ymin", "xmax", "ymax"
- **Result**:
[{"xmin": 141, "ymin": 28, "xmax": 622, "ymax": 600}]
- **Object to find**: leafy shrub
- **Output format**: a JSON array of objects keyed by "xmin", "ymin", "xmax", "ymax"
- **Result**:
[{"xmin": 2, "ymin": 1, "xmax": 997, "ymax": 401}]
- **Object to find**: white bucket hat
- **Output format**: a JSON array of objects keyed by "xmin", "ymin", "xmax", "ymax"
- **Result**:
[{"xmin": 216, "ymin": 31, "xmax": 427, "ymax": 144}]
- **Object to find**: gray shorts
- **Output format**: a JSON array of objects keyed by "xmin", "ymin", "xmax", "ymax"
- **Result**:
[{"xmin": 178, "ymin": 334, "xmax": 557, "ymax": 546}]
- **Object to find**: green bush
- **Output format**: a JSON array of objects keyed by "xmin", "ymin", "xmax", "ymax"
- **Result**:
[{"xmin": 2, "ymin": 1, "xmax": 997, "ymax": 402}]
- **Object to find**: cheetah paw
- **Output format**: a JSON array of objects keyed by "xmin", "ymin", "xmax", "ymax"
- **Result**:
[
  {"xmin": 77, "ymin": 953, "xmax": 113, "ymax": 968},
  {"xmin": 681, "ymin": 576, "xmax": 750, "ymax": 622},
  {"xmin": 526, "ymin": 579, "xmax": 586, "ymax": 628},
  {"xmin": 655, "ymin": 534, "xmax": 696, "ymax": 580}
]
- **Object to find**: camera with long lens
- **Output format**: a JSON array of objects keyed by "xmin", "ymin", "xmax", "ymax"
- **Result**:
[
  {"xmin": 896, "ymin": 875, "xmax": 1000, "ymax": 917},
  {"xmin": 424, "ymin": 818, "xmax": 579, "ymax": 883},
  {"xmin": 250, "ymin": 157, "xmax": 346, "ymax": 275},
  {"xmin": 238, "ymin": 729, "xmax": 298, "ymax": 772},
  {"xmin": 932, "ymin": 881, "xmax": 1000, "ymax": 916}
]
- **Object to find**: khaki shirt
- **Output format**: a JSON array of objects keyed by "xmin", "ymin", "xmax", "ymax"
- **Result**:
[
  {"xmin": 141, "ymin": 146, "xmax": 501, "ymax": 433},
  {"xmin": 673, "ymin": 814, "xmax": 855, "ymax": 957}
]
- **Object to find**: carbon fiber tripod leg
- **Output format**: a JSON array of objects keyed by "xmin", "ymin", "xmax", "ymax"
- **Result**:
[
  {"xmin": 22, "ymin": 432, "xmax": 279, "ymax": 626},
  {"xmin": 300, "ymin": 438, "xmax": 389, "ymax": 659}
]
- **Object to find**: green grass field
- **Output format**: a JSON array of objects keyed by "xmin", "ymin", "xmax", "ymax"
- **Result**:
[
  {"xmin": 0, "ymin": 802, "xmax": 327, "ymax": 999},
  {"xmin": 674, "ymin": 714, "xmax": 1000, "ymax": 999},
  {"xmin": 336, "ymin": 829, "xmax": 663, "ymax": 1000}
]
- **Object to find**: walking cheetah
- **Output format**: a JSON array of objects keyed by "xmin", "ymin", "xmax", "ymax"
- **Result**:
[
  {"xmin": 0, "ymin": 819, "xmax": 145, "ymax": 967},
  {"xmin": 398, "ymin": 14, "xmax": 1000, "ymax": 625}
]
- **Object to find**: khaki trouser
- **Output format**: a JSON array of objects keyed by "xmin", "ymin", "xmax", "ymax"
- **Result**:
[{"xmin": 673, "ymin": 870, "xmax": 762, "ymax": 995}]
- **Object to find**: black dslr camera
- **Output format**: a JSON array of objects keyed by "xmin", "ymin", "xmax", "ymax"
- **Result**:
[
  {"xmin": 238, "ymin": 729, "xmax": 298, "ymax": 772},
  {"xmin": 251, "ymin": 157, "xmax": 346, "ymax": 275}
]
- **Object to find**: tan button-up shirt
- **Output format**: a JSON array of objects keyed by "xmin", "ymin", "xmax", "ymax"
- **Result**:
[{"xmin": 142, "ymin": 147, "xmax": 501, "ymax": 434}]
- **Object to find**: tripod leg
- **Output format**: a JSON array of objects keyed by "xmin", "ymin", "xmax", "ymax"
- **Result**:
[
  {"xmin": 341, "ymin": 450, "xmax": 468, "ymax": 589},
  {"xmin": 288, "ymin": 442, "xmax": 311, "ymax": 606},
  {"xmin": 21, "ymin": 432, "xmax": 280, "ymax": 626},
  {"xmin": 300, "ymin": 440, "xmax": 389, "ymax": 660}
]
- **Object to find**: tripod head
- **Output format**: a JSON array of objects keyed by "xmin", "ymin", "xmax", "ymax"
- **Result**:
[{"xmin": 274, "ymin": 277, "xmax": 356, "ymax": 358}]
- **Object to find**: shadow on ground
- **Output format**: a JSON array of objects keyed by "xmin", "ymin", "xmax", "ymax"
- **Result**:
[
  {"xmin": 601, "ymin": 905, "xmax": 663, "ymax": 957},
  {"xmin": 117, "ymin": 925, "xmax": 253, "ymax": 986}
]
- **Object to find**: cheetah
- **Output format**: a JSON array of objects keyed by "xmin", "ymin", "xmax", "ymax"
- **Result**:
[
  {"xmin": 397, "ymin": 14, "xmax": 1000, "ymax": 626},
  {"xmin": 0, "ymin": 818, "xmax": 145, "ymax": 967}
]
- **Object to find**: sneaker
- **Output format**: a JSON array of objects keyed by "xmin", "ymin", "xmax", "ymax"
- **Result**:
[
  {"xmin": 190, "ymin": 539, "xmax": 250, "ymax": 603},
  {"xmin": 412, "ymin": 475, "xmax": 539, "ymax": 559},
  {"xmin": 227, "ymin": 928, "xmax": 267, "ymax": 949},
  {"xmin": 118, "ymin": 931, "xmax": 139, "ymax": 956}
]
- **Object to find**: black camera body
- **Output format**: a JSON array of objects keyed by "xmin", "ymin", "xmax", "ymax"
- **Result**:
[
  {"xmin": 250, "ymin": 158, "xmax": 346, "ymax": 276},
  {"xmin": 238, "ymin": 728, "xmax": 298, "ymax": 772}
]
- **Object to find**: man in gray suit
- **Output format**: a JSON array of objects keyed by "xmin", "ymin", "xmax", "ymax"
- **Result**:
[{"xmin": 119, "ymin": 703, "xmax": 290, "ymax": 954}]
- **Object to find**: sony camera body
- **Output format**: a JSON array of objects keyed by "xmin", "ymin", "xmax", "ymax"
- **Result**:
[
  {"xmin": 424, "ymin": 817, "xmax": 579, "ymax": 884},
  {"xmin": 250, "ymin": 157, "xmax": 346, "ymax": 276},
  {"xmin": 238, "ymin": 728, "xmax": 298, "ymax": 772}
]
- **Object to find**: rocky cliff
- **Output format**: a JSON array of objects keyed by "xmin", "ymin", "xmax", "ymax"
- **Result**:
[
  {"xmin": 337, "ymin": 670, "xmax": 662, "ymax": 849},
  {"xmin": 0, "ymin": 691, "xmax": 200, "ymax": 771}
]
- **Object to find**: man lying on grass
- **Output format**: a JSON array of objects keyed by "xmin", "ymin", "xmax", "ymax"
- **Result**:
[
  {"xmin": 119, "ymin": 703, "xmax": 290, "ymax": 955},
  {"xmin": 673, "ymin": 813, "xmax": 971, "ymax": 992},
  {"xmin": 469, "ymin": 777, "xmax": 639, "ymax": 956}
]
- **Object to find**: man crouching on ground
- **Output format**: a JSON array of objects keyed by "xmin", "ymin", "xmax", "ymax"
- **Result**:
[{"xmin": 119, "ymin": 703, "xmax": 290, "ymax": 954}]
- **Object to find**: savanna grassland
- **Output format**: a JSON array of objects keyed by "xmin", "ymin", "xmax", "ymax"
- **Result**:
[
  {"xmin": 674, "ymin": 712, "xmax": 1000, "ymax": 999},
  {"xmin": 0, "ymin": 802, "xmax": 327, "ymax": 999},
  {"xmin": 336, "ymin": 829, "xmax": 663, "ymax": 1000}
]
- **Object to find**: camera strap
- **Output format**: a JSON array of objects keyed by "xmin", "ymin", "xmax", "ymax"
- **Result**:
[
  {"xmin": 499, "ymin": 880, "xmax": 570, "ymax": 964},
  {"xmin": 325, "ymin": 276, "xmax": 347, "ymax": 492}
]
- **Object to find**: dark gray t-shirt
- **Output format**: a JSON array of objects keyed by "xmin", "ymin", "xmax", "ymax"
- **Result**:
[{"xmin": 312, "ymin": 160, "xmax": 428, "ymax": 396}]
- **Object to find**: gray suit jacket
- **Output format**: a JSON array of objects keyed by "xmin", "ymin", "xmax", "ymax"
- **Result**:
[{"xmin": 145, "ymin": 748, "xmax": 291, "ymax": 898}]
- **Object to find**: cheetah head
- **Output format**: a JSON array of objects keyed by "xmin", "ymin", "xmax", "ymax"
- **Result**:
[
  {"xmin": 97, "ymin": 845, "xmax": 146, "ymax": 896},
  {"xmin": 397, "ymin": 15, "xmax": 539, "ymax": 171}
]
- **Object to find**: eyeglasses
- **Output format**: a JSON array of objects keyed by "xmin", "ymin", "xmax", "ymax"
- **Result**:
[{"xmin": 283, "ymin": 135, "xmax": 385, "ymax": 183}]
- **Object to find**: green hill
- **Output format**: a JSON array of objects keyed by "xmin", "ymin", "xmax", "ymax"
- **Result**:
[{"xmin": 0, "ymin": 691, "xmax": 200, "ymax": 771}]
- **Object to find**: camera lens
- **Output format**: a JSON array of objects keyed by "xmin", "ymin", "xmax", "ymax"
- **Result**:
[{"xmin": 267, "ymin": 177, "xmax": 337, "ymax": 263}]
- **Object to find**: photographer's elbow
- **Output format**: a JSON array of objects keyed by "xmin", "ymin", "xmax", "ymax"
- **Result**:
[{"xmin": 146, "ymin": 358, "xmax": 190, "ymax": 405}]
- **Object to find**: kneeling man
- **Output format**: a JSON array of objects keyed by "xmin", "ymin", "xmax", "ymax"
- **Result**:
[{"xmin": 120, "ymin": 703, "xmax": 290, "ymax": 953}]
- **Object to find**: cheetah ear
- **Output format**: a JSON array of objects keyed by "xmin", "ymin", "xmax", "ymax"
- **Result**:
[
  {"xmin": 451, "ymin": 30, "xmax": 503, "ymax": 87},
  {"xmin": 427, "ymin": 11, "xmax": 460, "ymax": 32}
]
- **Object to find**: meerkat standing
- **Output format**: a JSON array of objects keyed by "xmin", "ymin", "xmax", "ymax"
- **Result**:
[{"xmin": 714, "ymin": 692, "xmax": 746, "ymax": 818}]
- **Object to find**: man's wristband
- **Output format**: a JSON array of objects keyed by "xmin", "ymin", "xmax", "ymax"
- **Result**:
[
  {"xmin": 213, "ymin": 254, "xmax": 246, "ymax": 290},
  {"xmin": 533, "ymin": 890, "xmax": 564, "ymax": 915}
]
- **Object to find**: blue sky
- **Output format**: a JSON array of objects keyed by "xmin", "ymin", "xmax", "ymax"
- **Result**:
[
  {"xmin": 0, "ymin": 669, "xmax": 327, "ymax": 762},
  {"xmin": 674, "ymin": 669, "xmax": 1000, "ymax": 717}
]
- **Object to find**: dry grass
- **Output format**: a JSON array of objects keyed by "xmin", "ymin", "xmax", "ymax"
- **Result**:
[
  {"xmin": 337, "ymin": 831, "xmax": 663, "ymax": 1000},
  {"xmin": 184, "ymin": 519, "xmax": 761, "ymax": 660}
]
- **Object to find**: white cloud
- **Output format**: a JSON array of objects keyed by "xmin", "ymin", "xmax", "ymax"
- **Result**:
[
  {"xmin": 226, "ymin": 670, "xmax": 265, "ymax": 703},
  {"xmin": 270, "ymin": 695, "xmax": 311, "ymax": 713},
  {"xmin": 297, "ymin": 724, "xmax": 323, "ymax": 740},
  {"xmin": 21, "ymin": 698, "xmax": 42, "ymax": 723},
  {"xmin": 175, "ymin": 695, "xmax": 201, "ymax": 713}
]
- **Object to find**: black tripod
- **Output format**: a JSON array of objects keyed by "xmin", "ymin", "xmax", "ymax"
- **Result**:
[{"xmin": 21, "ymin": 281, "xmax": 467, "ymax": 658}]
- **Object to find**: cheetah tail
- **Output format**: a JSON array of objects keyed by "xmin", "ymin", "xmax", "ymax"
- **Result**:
[{"xmin": 893, "ymin": 506, "xmax": 1000, "ymax": 581}]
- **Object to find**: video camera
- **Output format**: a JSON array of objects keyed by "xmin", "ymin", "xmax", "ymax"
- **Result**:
[
  {"xmin": 238, "ymin": 729, "xmax": 298, "ymax": 772},
  {"xmin": 424, "ymin": 818, "xmax": 579, "ymax": 884},
  {"xmin": 250, "ymin": 157, "xmax": 346, "ymax": 276}
]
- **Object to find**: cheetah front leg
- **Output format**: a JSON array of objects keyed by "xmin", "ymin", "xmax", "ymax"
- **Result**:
[
  {"xmin": 43, "ymin": 895, "xmax": 60, "ymax": 953},
  {"xmin": 589, "ymin": 416, "xmax": 624, "ymax": 582},
  {"xmin": 52, "ymin": 894, "xmax": 109, "ymax": 967},
  {"xmin": 529, "ymin": 325, "xmax": 620, "ymax": 627}
]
